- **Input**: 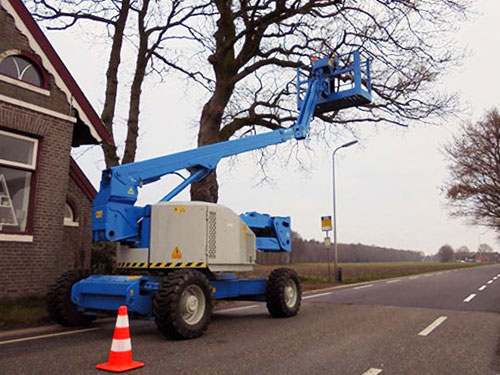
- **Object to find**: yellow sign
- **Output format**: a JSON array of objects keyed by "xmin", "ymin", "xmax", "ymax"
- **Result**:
[
  {"xmin": 174, "ymin": 206, "xmax": 186, "ymax": 213},
  {"xmin": 127, "ymin": 187, "xmax": 134, "ymax": 195},
  {"xmin": 171, "ymin": 246, "xmax": 182, "ymax": 259},
  {"xmin": 321, "ymin": 216, "xmax": 332, "ymax": 231},
  {"xmin": 95, "ymin": 210, "xmax": 103, "ymax": 219}
]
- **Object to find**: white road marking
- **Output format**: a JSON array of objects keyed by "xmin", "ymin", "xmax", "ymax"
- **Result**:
[
  {"xmin": 418, "ymin": 316, "xmax": 448, "ymax": 336},
  {"xmin": 437, "ymin": 272, "xmax": 443, "ymax": 275},
  {"xmin": 409, "ymin": 276, "xmax": 419, "ymax": 280},
  {"xmin": 487, "ymin": 280, "xmax": 493, "ymax": 284},
  {"xmin": 494, "ymin": 277, "xmax": 498, "ymax": 280},
  {"xmin": 424, "ymin": 274, "xmax": 432, "ymax": 277},
  {"xmin": 303, "ymin": 292, "xmax": 332, "ymax": 300},
  {"xmin": 0, "ymin": 328, "xmax": 99, "ymax": 345},
  {"xmin": 464, "ymin": 294, "xmax": 477, "ymax": 303},
  {"xmin": 354, "ymin": 284, "xmax": 374, "ymax": 290},
  {"xmin": 497, "ymin": 274, "xmax": 500, "ymax": 277},
  {"xmin": 386, "ymin": 279, "xmax": 401, "ymax": 284},
  {"xmin": 362, "ymin": 369, "xmax": 382, "ymax": 375},
  {"xmin": 479, "ymin": 285, "xmax": 487, "ymax": 291},
  {"xmin": 216, "ymin": 305, "xmax": 259, "ymax": 313}
]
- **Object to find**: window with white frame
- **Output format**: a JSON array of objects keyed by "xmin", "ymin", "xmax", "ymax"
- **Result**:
[
  {"xmin": 63, "ymin": 201, "xmax": 78, "ymax": 227},
  {"xmin": 0, "ymin": 55, "xmax": 43, "ymax": 86},
  {"xmin": 0, "ymin": 130, "xmax": 38, "ymax": 233}
]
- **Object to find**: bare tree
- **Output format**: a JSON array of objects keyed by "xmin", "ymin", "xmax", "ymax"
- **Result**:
[
  {"xmin": 30, "ymin": 0, "xmax": 470, "ymax": 203},
  {"xmin": 478, "ymin": 243, "xmax": 493, "ymax": 253},
  {"xmin": 444, "ymin": 109, "xmax": 500, "ymax": 232},
  {"xmin": 437, "ymin": 244, "xmax": 455, "ymax": 262},
  {"xmin": 165, "ymin": 0, "xmax": 470, "ymax": 201},
  {"xmin": 455, "ymin": 245, "xmax": 470, "ymax": 261},
  {"xmin": 29, "ymin": 0, "xmax": 211, "ymax": 167}
]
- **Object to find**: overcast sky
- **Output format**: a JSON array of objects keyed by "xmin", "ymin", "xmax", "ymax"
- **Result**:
[{"xmin": 45, "ymin": 0, "xmax": 500, "ymax": 255}]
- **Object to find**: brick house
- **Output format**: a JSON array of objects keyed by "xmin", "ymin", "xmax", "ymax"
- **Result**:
[{"xmin": 0, "ymin": 0, "xmax": 111, "ymax": 298}]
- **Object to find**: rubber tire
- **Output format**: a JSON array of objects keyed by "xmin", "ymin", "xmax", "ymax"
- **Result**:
[
  {"xmin": 153, "ymin": 269, "xmax": 213, "ymax": 340},
  {"xmin": 266, "ymin": 268, "xmax": 302, "ymax": 318},
  {"xmin": 47, "ymin": 269, "xmax": 94, "ymax": 327}
]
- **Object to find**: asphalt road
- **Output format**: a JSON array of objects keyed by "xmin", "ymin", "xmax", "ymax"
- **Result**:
[{"xmin": 1, "ymin": 264, "xmax": 500, "ymax": 375}]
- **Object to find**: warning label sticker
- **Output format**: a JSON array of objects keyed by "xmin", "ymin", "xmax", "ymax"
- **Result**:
[{"xmin": 171, "ymin": 246, "xmax": 182, "ymax": 259}]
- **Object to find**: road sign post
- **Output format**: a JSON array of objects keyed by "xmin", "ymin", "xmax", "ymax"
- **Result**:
[{"xmin": 321, "ymin": 216, "xmax": 333, "ymax": 281}]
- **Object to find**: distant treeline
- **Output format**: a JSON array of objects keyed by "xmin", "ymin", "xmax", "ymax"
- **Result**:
[{"xmin": 257, "ymin": 232, "xmax": 423, "ymax": 265}]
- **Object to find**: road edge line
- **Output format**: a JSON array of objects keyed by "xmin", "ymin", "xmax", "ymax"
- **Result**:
[{"xmin": 0, "ymin": 327, "xmax": 99, "ymax": 345}]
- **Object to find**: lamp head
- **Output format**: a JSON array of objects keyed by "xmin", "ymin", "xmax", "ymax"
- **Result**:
[{"xmin": 342, "ymin": 140, "xmax": 358, "ymax": 148}]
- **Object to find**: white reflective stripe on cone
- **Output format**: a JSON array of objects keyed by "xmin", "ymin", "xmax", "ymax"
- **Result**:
[
  {"xmin": 115, "ymin": 315, "xmax": 129, "ymax": 328},
  {"xmin": 110, "ymin": 338, "xmax": 132, "ymax": 352}
]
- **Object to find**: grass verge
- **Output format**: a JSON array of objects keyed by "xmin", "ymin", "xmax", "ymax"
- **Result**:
[
  {"xmin": 247, "ymin": 262, "xmax": 486, "ymax": 289},
  {"xmin": 0, "ymin": 296, "xmax": 49, "ymax": 331}
]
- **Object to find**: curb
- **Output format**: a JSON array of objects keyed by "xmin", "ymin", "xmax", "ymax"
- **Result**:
[{"xmin": 0, "ymin": 317, "xmax": 114, "ymax": 341}]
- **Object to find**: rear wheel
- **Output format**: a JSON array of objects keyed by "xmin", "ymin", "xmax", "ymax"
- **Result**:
[
  {"xmin": 266, "ymin": 268, "xmax": 302, "ymax": 318},
  {"xmin": 47, "ymin": 269, "xmax": 94, "ymax": 326},
  {"xmin": 153, "ymin": 269, "xmax": 213, "ymax": 340}
]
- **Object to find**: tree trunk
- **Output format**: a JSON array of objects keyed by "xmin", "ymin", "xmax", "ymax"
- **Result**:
[
  {"xmin": 190, "ymin": 171, "xmax": 219, "ymax": 203},
  {"xmin": 121, "ymin": 0, "xmax": 150, "ymax": 165},
  {"xmin": 100, "ymin": 0, "xmax": 130, "ymax": 168},
  {"xmin": 190, "ymin": 0, "xmax": 236, "ymax": 202},
  {"xmin": 190, "ymin": 84, "xmax": 233, "ymax": 202},
  {"xmin": 190, "ymin": 97, "xmax": 222, "ymax": 202}
]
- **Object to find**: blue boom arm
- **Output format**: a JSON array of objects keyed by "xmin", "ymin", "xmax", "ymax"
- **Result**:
[
  {"xmin": 92, "ymin": 51, "xmax": 371, "ymax": 246},
  {"xmin": 240, "ymin": 212, "xmax": 292, "ymax": 252}
]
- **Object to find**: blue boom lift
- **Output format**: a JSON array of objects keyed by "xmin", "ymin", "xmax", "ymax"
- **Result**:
[{"xmin": 47, "ymin": 51, "xmax": 371, "ymax": 339}]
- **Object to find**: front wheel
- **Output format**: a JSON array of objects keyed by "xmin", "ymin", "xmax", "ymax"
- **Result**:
[
  {"xmin": 46, "ymin": 269, "xmax": 94, "ymax": 326},
  {"xmin": 153, "ymin": 269, "xmax": 213, "ymax": 340},
  {"xmin": 266, "ymin": 268, "xmax": 302, "ymax": 318}
]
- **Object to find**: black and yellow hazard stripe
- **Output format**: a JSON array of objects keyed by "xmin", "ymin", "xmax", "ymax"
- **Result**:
[
  {"xmin": 117, "ymin": 262, "xmax": 207, "ymax": 269},
  {"xmin": 116, "ymin": 262, "xmax": 149, "ymax": 268}
]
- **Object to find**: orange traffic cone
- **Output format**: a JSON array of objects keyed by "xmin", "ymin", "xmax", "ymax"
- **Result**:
[{"xmin": 96, "ymin": 306, "xmax": 145, "ymax": 373}]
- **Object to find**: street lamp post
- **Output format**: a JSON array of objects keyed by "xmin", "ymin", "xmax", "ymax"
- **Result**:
[{"xmin": 332, "ymin": 140, "xmax": 358, "ymax": 281}]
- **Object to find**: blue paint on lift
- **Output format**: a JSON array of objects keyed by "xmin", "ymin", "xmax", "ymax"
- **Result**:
[
  {"xmin": 71, "ymin": 51, "xmax": 372, "ymax": 317},
  {"xmin": 72, "ymin": 274, "xmax": 268, "ymax": 316}
]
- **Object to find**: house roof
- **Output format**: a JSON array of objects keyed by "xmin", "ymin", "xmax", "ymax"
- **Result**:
[
  {"xmin": 1, "ymin": 0, "xmax": 112, "ymax": 145},
  {"xmin": 69, "ymin": 157, "xmax": 97, "ymax": 201}
]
